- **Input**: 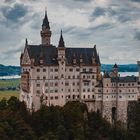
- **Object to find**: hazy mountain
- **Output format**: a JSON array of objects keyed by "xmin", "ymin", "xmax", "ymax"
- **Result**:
[
  {"xmin": 0, "ymin": 64, "xmax": 138, "ymax": 76},
  {"xmin": 0, "ymin": 64, "xmax": 21, "ymax": 76}
]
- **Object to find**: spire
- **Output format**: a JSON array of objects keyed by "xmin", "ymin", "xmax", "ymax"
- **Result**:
[
  {"xmin": 113, "ymin": 63, "xmax": 118, "ymax": 68},
  {"xmin": 58, "ymin": 30, "xmax": 65, "ymax": 47},
  {"xmin": 42, "ymin": 9, "xmax": 50, "ymax": 29},
  {"xmin": 25, "ymin": 38, "xmax": 28, "ymax": 46}
]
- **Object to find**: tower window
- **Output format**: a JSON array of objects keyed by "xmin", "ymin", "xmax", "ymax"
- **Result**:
[
  {"xmin": 36, "ymin": 83, "xmax": 40, "ymax": 87},
  {"xmin": 69, "ymin": 68, "xmax": 73, "ymax": 72},
  {"xmin": 76, "ymin": 68, "xmax": 80, "ymax": 71}
]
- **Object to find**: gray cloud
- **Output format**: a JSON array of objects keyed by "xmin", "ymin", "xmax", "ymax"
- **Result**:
[
  {"xmin": 2, "ymin": 3, "xmax": 28, "ymax": 23},
  {"xmin": 0, "ymin": 0, "xmax": 140, "ymax": 65},
  {"xmin": 92, "ymin": 7, "xmax": 106, "ymax": 17},
  {"xmin": 134, "ymin": 31, "xmax": 140, "ymax": 40},
  {"xmin": 73, "ymin": 0, "xmax": 91, "ymax": 2},
  {"xmin": 130, "ymin": 0, "xmax": 140, "ymax": 2}
]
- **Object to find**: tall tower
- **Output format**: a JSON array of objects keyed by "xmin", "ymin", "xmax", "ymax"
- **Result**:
[
  {"xmin": 40, "ymin": 10, "xmax": 52, "ymax": 45},
  {"xmin": 57, "ymin": 31, "xmax": 66, "ymax": 106}
]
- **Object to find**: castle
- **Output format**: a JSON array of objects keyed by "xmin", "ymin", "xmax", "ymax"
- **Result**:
[{"xmin": 20, "ymin": 9, "xmax": 140, "ymax": 124}]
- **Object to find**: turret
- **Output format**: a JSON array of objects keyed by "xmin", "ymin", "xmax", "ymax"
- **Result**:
[
  {"xmin": 58, "ymin": 30, "xmax": 65, "ymax": 61},
  {"xmin": 113, "ymin": 63, "xmax": 118, "ymax": 77},
  {"xmin": 40, "ymin": 10, "xmax": 52, "ymax": 45}
]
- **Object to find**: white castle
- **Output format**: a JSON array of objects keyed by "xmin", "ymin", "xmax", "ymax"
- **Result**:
[{"xmin": 20, "ymin": 10, "xmax": 140, "ymax": 124}]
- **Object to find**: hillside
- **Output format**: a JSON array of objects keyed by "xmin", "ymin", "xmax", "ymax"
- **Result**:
[
  {"xmin": 0, "ymin": 64, "xmax": 21, "ymax": 76},
  {"xmin": 0, "ymin": 64, "xmax": 138, "ymax": 76}
]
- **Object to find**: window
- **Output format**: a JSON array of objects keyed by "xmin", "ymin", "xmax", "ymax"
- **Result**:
[
  {"xmin": 92, "ymin": 82, "xmax": 94, "ymax": 86},
  {"xmin": 92, "ymin": 89, "xmax": 94, "ymax": 92},
  {"xmin": 69, "ymin": 68, "xmax": 73, "ymax": 72},
  {"xmin": 119, "ymin": 96, "xmax": 122, "ymax": 98},
  {"xmin": 68, "ymin": 76, "xmax": 71, "ymax": 79},
  {"xmin": 55, "ymin": 90, "xmax": 58, "ymax": 93},
  {"xmin": 73, "ymin": 82, "xmax": 75, "ymax": 86},
  {"xmin": 50, "ymin": 82, "xmax": 53, "ymax": 86},
  {"xmin": 92, "ymin": 95, "xmax": 94, "ymax": 99},
  {"xmin": 83, "ymin": 95, "xmax": 85, "ymax": 99},
  {"xmin": 50, "ymin": 75, "xmax": 53, "ymax": 79},
  {"xmin": 77, "ymin": 82, "xmax": 79, "ymax": 86},
  {"xmin": 43, "ymin": 76, "xmax": 46, "ymax": 80},
  {"xmin": 73, "ymin": 89, "xmax": 75, "ymax": 92},
  {"xmin": 50, "ymin": 90, "xmax": 53, "ymax": 93},
  {"xmin": 45, "ymin": 83, "xmax": 48, "ymax": 86},
  {"xmin": 88, "ymin": 89, "xmax": 90, "ymax": 92},
  {"xmin": 83, "ymin": 89, "xmax": 85, "ymax": 92},
  {"xmin": 37, "ymin": 76, "xmax": 40, "ymax": 80},
  {"xmin": 36, "ymin": 90, "xmax": 40, "ymax": 94},
  {"xmin": 45, "ymin": 89, "xmax": 48, "ymax": 93},
  {"xmin": 50, "ymin": 68, "xmax": 53, "ymax": 72},
  {"xmin": 83, "ymin": 68, "xmax": 86, "ymax": 72},
  {"xmin": 55, "ymin": 68, "xmax": 58, "ymax": 72},
  {"xmin": 84, "ymin": 82, "xmax": 89, "ymax": 86},
  {"xmin": 87, "ymin": 75, "xmax": 90, "ymax": 79},
  {"xmin": 55, "ymin": 96, "xmax": 58, "ymax": 99},
  {"xmin": 65, "ymin": 82, "xmax": 69, "ymax": 86},
  {"xmin": 43, "ymin": 69, "xmax": 46, "ymax": 72},
  {"xmin": 89, "ymin": 68, "xmax": 93, "ymax": 72},
  {"xmin": 51, "ymin": 96, "xmax": 53, "ymax": 100},
  {"xmin": 36, "ymin": 83, "xmax": 40, "ymax": 87},
  {"xmin": 54, "ymin": 76, "xmax": 58, "ymax": 79},
  {"xmin": 83, "ymin": 75, "xmax": 85, "ymax": 79},
  {"xmin": 55, "ymin": 82, "xmax": 58, "ymax": 86},
  {"xmin": 76, "ymin": 68, "xmax": 80, "ymax": 71},
  {"xmin": 88, "ymin": 95, "xmax": 90, "ymax": 98},
  {"xmin": 37, "ymin": 69, "xmax": 40, "ymax": 72},
  {"xmin": 61, "ymin": 74, "xmax": 64, "ymax": 78},
  {"xmin": 73, "ymin": 76, "xmax": 75, "ymax": 79}
]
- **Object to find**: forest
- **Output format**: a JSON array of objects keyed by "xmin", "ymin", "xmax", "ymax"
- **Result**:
[{"xmin": 0, "ymin": 97, "xmax": 140, "ymax": 140}]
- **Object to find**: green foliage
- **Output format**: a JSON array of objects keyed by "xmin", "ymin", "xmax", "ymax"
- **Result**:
[{"xmin": 0, "ymin": 98, "xmax": 140, "ymax": 140}]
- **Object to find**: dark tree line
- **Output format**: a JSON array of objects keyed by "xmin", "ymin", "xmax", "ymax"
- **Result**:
[{"xmin": 0, "ymin": 97, "xmax": 140, "ymax": 140}]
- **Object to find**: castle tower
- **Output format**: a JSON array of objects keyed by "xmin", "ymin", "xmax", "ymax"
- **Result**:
[
  {"xmin": 40, "ymin": 10, "xmax": 52, "ymax": 45},
  {"xmin": 57, "ymin": 30, "xmax": 66, "ymax": 106},
  {"xmin": 113, "ymin": 63, "xmax": 118, "ymax": 77}
]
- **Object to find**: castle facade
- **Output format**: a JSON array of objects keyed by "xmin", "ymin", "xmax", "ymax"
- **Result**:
[{"xmin": 20, "ymin": 10, "xmax": 140, "ymax": 124}]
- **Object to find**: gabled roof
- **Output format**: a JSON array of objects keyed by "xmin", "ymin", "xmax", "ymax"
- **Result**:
[{"xmin": 26, "ymin": 45, "xmax": 100, "ymax": 66}]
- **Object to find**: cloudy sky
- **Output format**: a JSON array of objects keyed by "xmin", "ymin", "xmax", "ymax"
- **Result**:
[{"xmin": 0, "ymin": 0, "xmax": 140, "ymax": 66}]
